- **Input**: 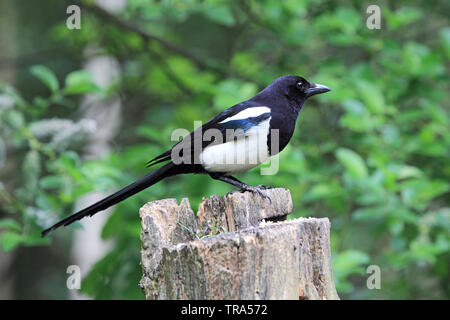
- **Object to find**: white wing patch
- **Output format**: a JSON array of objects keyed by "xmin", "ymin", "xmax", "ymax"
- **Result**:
[
  {"xmin": 219, "ymin": 106, "xmax": 270, "ymax": 124},
  {"xmin": 200, "ymin": 117, "xmax": 271, "ymax": 173}
]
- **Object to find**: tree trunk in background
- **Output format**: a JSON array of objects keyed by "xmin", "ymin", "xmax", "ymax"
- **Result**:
[{"xmin": 70, "ymin": 0, "xmax": 127, "ymax": 300}]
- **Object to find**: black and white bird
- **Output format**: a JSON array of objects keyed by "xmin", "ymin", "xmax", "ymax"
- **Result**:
[{"xmin": 42, "ymin": 75, "xmax": 330, "ymax": 236}]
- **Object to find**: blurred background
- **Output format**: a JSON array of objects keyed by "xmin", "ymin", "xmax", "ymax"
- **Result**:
[{"xmin": 0, "ymin": 0, "xmax": 448, "ymax": 299}]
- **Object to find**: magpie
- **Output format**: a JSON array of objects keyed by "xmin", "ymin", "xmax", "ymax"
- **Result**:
[{"xmin": 41, "ymin": 75, "xmax": 330, "ymax": 236}]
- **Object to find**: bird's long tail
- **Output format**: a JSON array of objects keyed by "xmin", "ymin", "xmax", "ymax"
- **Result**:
[{"xmin": 41, "ymin": 162, "xmax": 176, "ymax": 237}]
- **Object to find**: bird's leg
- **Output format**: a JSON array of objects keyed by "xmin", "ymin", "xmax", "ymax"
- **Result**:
[{"xmin": 211, "ymin": 174, "xmax": 272, "ymax": 203}]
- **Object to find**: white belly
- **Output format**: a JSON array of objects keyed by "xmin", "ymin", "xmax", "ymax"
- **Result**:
[{"xmin": 200, "ymin": 118, "xmax": 271, "ymax": 173}]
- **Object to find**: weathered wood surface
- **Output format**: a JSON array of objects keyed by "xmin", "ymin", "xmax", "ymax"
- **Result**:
[{"xmin": 139, "ymin": 188, "xmax": 339, "ymax": 300}]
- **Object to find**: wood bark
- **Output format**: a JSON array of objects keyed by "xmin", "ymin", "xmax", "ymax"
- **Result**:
[{"xmin": 139, "ymin": 188, "xmax": 339, "ymax": 300}]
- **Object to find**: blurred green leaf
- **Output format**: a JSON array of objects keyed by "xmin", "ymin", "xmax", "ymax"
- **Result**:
[
  {"xmin": 1, "ymin": 231, "xmax": 23, "ymax": 252},
  {"xmin": 396, "ymin": 165, "xmax": 423, "ymax": 180},
  {"xmin": 333, "ymin": 250, "xmax": 370, "ymax": 293},
  {"xmin": 400, "ymin": 179, "xmax": 449, "ymax": 209},
  {"xmin": 356, "ymin": 81, "xmax": 386, "ymax": 114},
  {"xmin": 200, "ymin": 4, "xmax": 235, "ymax": 26},
  {"xmin": 63, "ymin": 70, "xmax": 100, "ymax": 95},
  {"xmin": 353, "ymin": 206, "xmax": 386, "ymax": 221},
  {"xmin": 336, "ymin": 148, "xmax": 368, "ymax": 178},
  {"xmin": 30, "ymin": 65, "xmax": 59, "ymax": 92},
  {"xmin": 441, "ymin": 27, "xmax": 450, "ymax": 59},
  {"xmin": 39, "ymin": 175, "xmax": 64, "ymax": 190},
  {"xmin": 385, "ymin": 7, "xmax": 422, "ymax": 30},
  {"xmin": 334, "ymin": 250, "xmax": 370, "ymax": 275},
  {"xmin": 1, "ymin": 109, "xmax": 24, "ymax": 129},
  {"xmin": 0, "ymin": 219, "xmax": 21, "ymax": 232},
  {"xmin": 213, "ymin": 80, "xmax": 258, "ymax": 111}
]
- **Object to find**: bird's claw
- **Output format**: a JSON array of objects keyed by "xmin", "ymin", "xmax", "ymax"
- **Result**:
[
  {"xmin": 255, "ymin": 184, "xmax": 274, "ymax": 190},
  {"xmin": 241, "ymin": 186, "xmax": 272, "ymax": 204}
]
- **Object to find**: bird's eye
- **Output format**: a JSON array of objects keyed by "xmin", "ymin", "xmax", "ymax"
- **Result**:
[{"xmin": 296, "ymin": 81, "xmax": 303, "ymax": 90}]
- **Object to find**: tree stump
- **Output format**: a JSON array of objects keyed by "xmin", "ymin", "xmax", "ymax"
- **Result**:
[{"xmin": 139, "ymin": 188, "xmax": 339, "ymax": 300}]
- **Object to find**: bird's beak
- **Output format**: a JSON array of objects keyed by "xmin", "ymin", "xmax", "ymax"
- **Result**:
[{"xmin": 305, "ymin": 83, "xmax": 331, "ymax": 97}]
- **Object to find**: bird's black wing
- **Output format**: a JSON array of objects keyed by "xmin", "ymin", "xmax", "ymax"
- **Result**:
[{"xmin": 145, "ymin": 101, "xmax": 261, "ymax": 167}]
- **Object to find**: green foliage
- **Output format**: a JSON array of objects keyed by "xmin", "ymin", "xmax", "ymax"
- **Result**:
[
  {"xmin": 0, "ymin": 66, "xmax": 101, "ymax": 251},
  {"xmin": 333, "ymin": 250, "xmax": 370, "ymax": 293},
  {"xmin": 30, "ymin": 65, "xmax": 60, "ymax": 93},
  {"xmin": 1, "ymin": 231, "xmax": 23, "ymax": 252},
  {"xmin": 335, "ymin": 148, "xmax": 368, "ymax": 179},
  {"xmin": 64, "ymin": 70, "xmax": 101, "ymax": 95},
  {"xmin": 1, "ymin": 0, "xmax": 449, "ymax": 300}
]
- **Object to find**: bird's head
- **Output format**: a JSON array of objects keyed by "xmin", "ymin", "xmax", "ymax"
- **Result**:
[{"xmin": 260, "ymin": 75, "xmax": 331, "ymax": 108}]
